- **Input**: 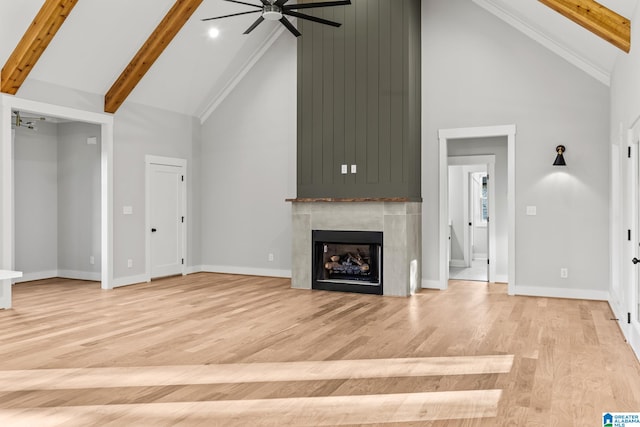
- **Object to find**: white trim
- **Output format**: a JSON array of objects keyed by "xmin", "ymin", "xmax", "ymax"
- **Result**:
[
  {"xmin": 184, "ymin": 265, "xmax": 203, "ymax": 275},
  {"xmin": 515, "ymin": 285, "xmax": 609, "ymax": 301},
  {"xmin": 1, "ymin": 95, "xmax": 114, "ymax": 303},
  {"xmin": 472, "ymin": 0, "xmax": 610, "ymax": 86},
  {"xmin": 438, "ymin": 125, "xmax": 516, "ymax": 295},
  {"xmin": 113, "ymin": 274, "xmax": 149, "ymax": 289},
  {"xmin": 58, "ymin": 270, "xmax": 101, "ymax": 282},
  {"xmin": 145, "ymin": 155, "xmax": 187, "ymax": 282},
  {"xmin": 494, "ymin": 274, "xmax": 508, "ymax": 284},
  {"xmin": 13, "ymin": 270, "xmax": 58, "ymax": 283},
  {"xmin": 421, "ymin": 279, "xmax": 443, "ymax": 290},
  {"xmin": 449, "ymin": 259, "xmax": 467, "ymax": 268},
  {"xmin": 629, "ymin": 323, "xmax": 640, "ymax": 363},
  {"xmin": 199, "ymin": 26, "xmax": 286, "ymax": 123},
  {"xmin": 201, "ymin": 265, "xmax": 291, "ymax": 279}
]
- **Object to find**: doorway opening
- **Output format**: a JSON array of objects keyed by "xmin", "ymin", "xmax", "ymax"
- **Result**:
[
  {"xmin": 447, "ymin": 159, "xmax": 494, "ymax": 282},
  {"xmin": 438, "ymin": 125, "xmax": 515, "ymax": 295},
  {"xmin": 1, "ymin": 95, "xmax": 113, "ymax": 311}
]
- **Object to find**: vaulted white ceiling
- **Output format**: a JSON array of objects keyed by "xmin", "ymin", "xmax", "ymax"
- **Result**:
[
  {"xmin": 473, "ymin": 0, "xmax": 637, "ymax": 85},
  {"xmin": 1, "ymin": 0, "xmax": 637, "ymax": 119}
]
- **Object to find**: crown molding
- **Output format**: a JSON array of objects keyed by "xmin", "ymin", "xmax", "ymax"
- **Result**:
[{"xmin": 472, "ymin": 0, "xmax": 610, "ymax": 86}]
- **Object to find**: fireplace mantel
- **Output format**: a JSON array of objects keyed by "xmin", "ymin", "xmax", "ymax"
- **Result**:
[{"xmin": 290, "ymin": 201, "xmax": 421, "ymax": 297}]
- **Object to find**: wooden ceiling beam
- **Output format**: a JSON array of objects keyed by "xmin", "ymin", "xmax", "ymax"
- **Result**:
[
  {"xmin": 104, "ymin": 0, "xmax": 203, "ymax": 114},
  {"xmin": 538, "ymin": 0, "xmax": 630, "ymax": 53},
  {"xmin": 1, "ymin": 0, "xmax": 78, "ymax": 95}
]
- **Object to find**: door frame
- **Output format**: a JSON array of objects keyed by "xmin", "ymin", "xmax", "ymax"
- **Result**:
[
  {"xmin": 448, "ymin": 157, "xmax": 495, "ymax": 282},
  {"xmin": 438, "ymin": 124, "xmax": 516, "ymax": 294},
  {"xmin": 1, "ymin": 95, "xmax": 114, "ymax": 305},
  {"xmin": 145, "ymin": 155, "xmax": 187, "ymax": 282}
]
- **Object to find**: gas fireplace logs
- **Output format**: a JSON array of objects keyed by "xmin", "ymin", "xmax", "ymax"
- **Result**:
[{"xmin": 324, "ymin": 252, "xmax": 370, "ymax": 274}]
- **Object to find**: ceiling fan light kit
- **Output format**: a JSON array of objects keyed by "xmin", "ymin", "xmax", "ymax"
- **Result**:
[{"xmin": 202, "ymin": 0, "xmax": 352, "ymax": 37}]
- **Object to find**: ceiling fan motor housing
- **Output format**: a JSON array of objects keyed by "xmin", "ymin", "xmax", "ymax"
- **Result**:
[{"xmin": 263, "ymin": 5, "xmax": 283, "ymax": 21}]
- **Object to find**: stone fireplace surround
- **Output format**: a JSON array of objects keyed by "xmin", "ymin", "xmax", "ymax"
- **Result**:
[{"xmin": 288, "ymin": 199, "xmax": 421, "ymax": 297}]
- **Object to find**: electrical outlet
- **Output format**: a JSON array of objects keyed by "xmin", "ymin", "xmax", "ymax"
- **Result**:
[
  {"xmin": 268, "ymin": 253, "xmax": 274, "ymax": 262},
  {"xmin": 560, "ymin": 268, "xmax": 568, "ymax": 278},
  {"xmin": 90, "ymin": 256, "xmax": 95, "ymax": 265},
  {"xmin": 127, "ymin": 259, "xmax": 133, "ymax": 268}
]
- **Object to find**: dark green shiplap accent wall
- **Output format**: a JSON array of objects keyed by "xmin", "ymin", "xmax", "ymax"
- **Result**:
[{"xmin": 296, "ymin": 0, "xmax": 421, "ymax": 200}]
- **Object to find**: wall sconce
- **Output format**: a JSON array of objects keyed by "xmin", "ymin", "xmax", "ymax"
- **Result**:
[{"xmin": 553, "ymin": 145, "xmax": 566, "ymax": 166}]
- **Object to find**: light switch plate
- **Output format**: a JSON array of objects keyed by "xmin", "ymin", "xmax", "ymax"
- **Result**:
[
  {"xmin": 341, "ymin": 164, "xmax": 348, "ymax": 174},
  {"xmin": 526, "ymin": 206, "xmax": 537, "ymax": 216},
  {"xmin": 351, "ymin": 164, "xmax": 357, "ymax": 174},
  {"xmin": 123, "ymin": 206, "xmax": 133, "ymax": 215}
]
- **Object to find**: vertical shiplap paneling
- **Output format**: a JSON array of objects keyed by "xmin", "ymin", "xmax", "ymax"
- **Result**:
[
  {"xmin": 408, "ymin": 0, "xmax": 422, "ymax": 196},
  {"xmin": 344, "ymin": 0, "xmax": 357, "ymax": 187},
  {"xmin": 402, "ymin": 0, "xmax": 410, "ymax": 185},
  {"xmin": 354, "ymin": 0, "xmax": 368, "ymax": 187},
  {"xmin": 366, "ymin": 0, "xmax": 379, "ymax": 185},
  {"xmin": 311, "ymin": 14, "xmax": 324, "ymax": 186},
  {"xmin": 322, "ymin": 7, "xmax": 335, "ymax": 185},
  {"xmin": 299, "ymin": 17, "xmax": 313, "ymax": 186},
  {"xmin": 378, "ymin": 0, "xmax": 391, "ymax": 186},
  {"xmin": 389, "ymin": 0, "xmax": 404, "ymax": 184},
  {"xmin": 333, "ymin": 5, "xmax": 347, "ymax": 185},
  {"xmin": 296, "ymin": 0, "xmax": 420, "ymax": 199}
]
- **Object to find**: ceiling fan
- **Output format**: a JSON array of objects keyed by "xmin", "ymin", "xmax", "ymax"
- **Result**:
[
  {"xmin": 202, "ymin": 0, "xmax": 352, "ymax": 37},
  {"xmin": 12, "ymin": 111, "xmax": 46, "ymax": 130}
]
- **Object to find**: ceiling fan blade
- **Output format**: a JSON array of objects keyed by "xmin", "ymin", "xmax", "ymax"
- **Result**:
[
  {"xmin": 275, "ymin": 0, "xmax": 290, "ymax": 6},
  {"xmin": 283, "ymin": 10, "xmax": 341, "ymax": 27},
  {"xmin": 279, "ymin": 16, "xmax": 301, "ymax": 37},
  {"xmin": 283, "ymin": 0, "xmax": 350, "ymax": 10},
  {"xmin": 201, "ymin": 10, "xmax": 261, "ymax": 21},
  {"xmin": 223, "ymin": 0, "xmax": 263, "ymax": 8},
  {"xmin": 244, "ymin": 16, "xmax": 265, "ymax": 34}
]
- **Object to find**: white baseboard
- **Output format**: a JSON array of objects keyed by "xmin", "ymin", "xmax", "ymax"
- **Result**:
[
  {"xmin": 449, "ymin": 260, "xmax": 467, "ymax": 268},
  {"xmin": 629, "ymin": 323, "xmax": 640, "ymax": 363},
  {"xmin": 13, "ymin": 270, "xmax": 58, "ymax": 283},
  {"xmin": 515, "ymin": 285, "xmax": 609, "ymax": 301},
  {"xmin": 494, "ymin": 274, "xmax": 508, "ymax": 284},
  {"xmin": 58, "ymin": 270, "xmax": 101, "ymax": 282},
  {"xmin": 421, "ymin": 279, "xmax": 444, "ymax": 290},
  {"xmin": 185, "ymin": 265, "xmax": 203, "ymax": 275},
  {"xmin": 201, "ymin": 265, "xmax": 292, "ymax": 278},
  {"xmin": 473, "ymin": 254, "xmax": 488, "ymax": 260},
  {"xmin": 112, "ymin": 274, "xmax": 149, "ymax": 288}
]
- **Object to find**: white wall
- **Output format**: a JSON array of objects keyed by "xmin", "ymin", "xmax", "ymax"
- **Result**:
[
  {"xmin": 14, "ymin": 121, "xmax": 58, "ymax": 277},
  {"xmin": 12, "ymin": 79, "xmax": 202, "ymax": 285},
  {"xmin": 610, "ymin": 0, "xmax": 640, "ymax": 360},
  {"xmin": 422, "ymin": 0, "xmax": 610, "ymax": 297},
  {"xmin": 57, "ymin": 122, "xmax": 101, "ymax": 278},
  {"xmin": 200, "ymin": 33, "xmax": 296, "ymax": 277}
]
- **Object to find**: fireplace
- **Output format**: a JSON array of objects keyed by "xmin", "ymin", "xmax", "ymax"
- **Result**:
[
  {"xmin": 312, "ymin": 230, "xmax": 383, "ymax": 295},
  {"xmin": 289, "ymin": 200, "xmax": 421, "ymax": 297}
]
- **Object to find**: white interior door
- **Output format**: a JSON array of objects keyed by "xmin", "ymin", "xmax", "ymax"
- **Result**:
[{"xmin": 149, "ymin": 163, "xmax": 184, "ymax": 279}]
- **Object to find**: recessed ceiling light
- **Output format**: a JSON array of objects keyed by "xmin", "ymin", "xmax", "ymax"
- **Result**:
[{"xmin": 208, "ymin": 27, "xmax": 220, "ymax": 39}]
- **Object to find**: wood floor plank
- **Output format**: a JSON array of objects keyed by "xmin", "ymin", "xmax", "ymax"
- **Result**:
[{"xmin": 0, "ymin": 275, "xmax": 638, "ymax": 426}]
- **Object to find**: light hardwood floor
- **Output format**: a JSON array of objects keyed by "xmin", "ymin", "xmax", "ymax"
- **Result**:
[{"xmin": 0, "ymin": 274, "xmax": 639, "ymax": 426}]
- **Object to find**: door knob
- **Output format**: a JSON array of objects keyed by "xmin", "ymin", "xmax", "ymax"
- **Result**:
[
  {"xmin": 151, "ymin": 228, "xmax": 157, "ymax": 232},
  {"xmin": 633, "ymin": 257, "xmax": 640, "ymax": 264}
]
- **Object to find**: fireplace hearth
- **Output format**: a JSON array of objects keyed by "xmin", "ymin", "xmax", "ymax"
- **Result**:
[{"xmin": 313, "ymin": 230, "xmax": 383, "ymax": 295}]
